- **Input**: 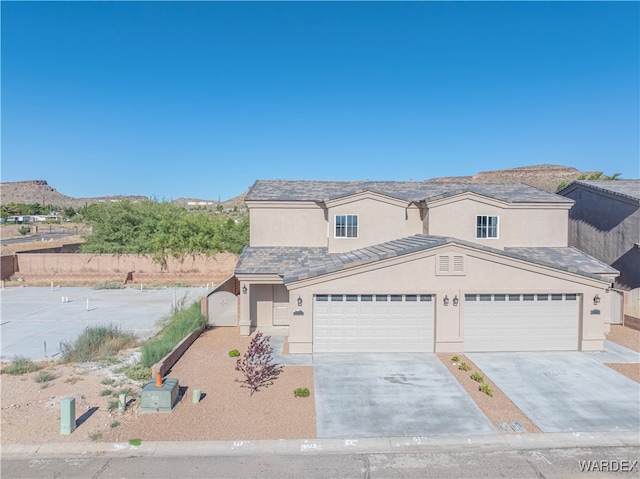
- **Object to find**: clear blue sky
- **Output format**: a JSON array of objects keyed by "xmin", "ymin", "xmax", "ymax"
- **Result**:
[{"xmin": 2, "ymin": 1, "xmax": 638, "ymax": 201}]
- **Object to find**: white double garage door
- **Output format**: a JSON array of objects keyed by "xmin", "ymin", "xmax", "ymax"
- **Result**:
[{"xmin": 313, "ymin": 293, "xmax": 579, "ymax": 353}]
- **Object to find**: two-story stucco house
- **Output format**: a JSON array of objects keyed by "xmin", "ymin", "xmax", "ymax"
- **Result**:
[{"xmin": 233, "ymin": 180, "xmax": 618, "ymax": 354}]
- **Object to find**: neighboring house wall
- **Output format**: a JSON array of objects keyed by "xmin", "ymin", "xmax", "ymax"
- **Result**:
[
  {"xmin": 427, "ymin": 195, "xmax": 570, "ymax": 249},
  {"xmin": 248, "ymin": 202, "xmax": 327, "ymax": 247},
  {"xmin": 562, "ymin": 184, "xmax": 640, "ymax": 289}
]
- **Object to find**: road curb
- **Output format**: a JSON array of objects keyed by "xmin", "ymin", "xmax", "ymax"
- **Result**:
[{"xmin": 3, "ymin": 432, "xmax": 638, "ymax": 458}]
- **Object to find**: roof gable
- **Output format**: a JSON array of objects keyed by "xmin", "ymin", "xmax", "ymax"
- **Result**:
[{"xmin": 558, "ymin": 180, "xmax": 640, "ymax": 203}]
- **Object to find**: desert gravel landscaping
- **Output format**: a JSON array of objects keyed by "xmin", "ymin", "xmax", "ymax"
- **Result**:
[{"xmin": 1, "ymin": 325, "xmax": 638, "ymax": 445}]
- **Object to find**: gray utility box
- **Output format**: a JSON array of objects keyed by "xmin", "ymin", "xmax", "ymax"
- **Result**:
[{"xmin": 140, "ymin": 378, "xmax": 180, "ymax": 414}]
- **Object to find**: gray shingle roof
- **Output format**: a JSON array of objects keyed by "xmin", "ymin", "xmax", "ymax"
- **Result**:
[
  {"xmin": 559, "ymin": 180, "xmax": 640, "ymax": 202},
  {"xmin": 245, "ymin": 180, "xmax": 573, "ymax": 204},
  {"xmin": 235, "ymin": 235, "xmax": 616, "ymax": 284}
]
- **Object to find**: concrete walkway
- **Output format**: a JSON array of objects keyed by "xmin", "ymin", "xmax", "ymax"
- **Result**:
[{"xmin": 2, "ymin": 431, "xmax": 638, "ymax": 458}]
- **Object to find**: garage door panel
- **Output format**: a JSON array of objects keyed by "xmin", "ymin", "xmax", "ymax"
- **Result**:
[
  {"xmin": 464, "ymin": 293, "xmax": 578, "ymax": 352},
  {"xmin": 314, "ymin": 294, "xmax": 434, "ymax": 353}
]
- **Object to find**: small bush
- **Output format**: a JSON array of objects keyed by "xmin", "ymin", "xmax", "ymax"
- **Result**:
[
  {"xmin": 228, "ymin": 349, "xmax": 240, "ymax": 357},
  {"xmin": 93, "ymin": 282, "xmax": 125, "ymax": 290},
  {"xmin": 91, "ymin": 433, "xmax": 103, "ymax": 441},
  {"xmin": 294, "ymin": 387, "xmax": 310, "ymax": 398},
  {"xmin": 100, "ymin": 389, "xmax": 113, "ymax": 396},
  {"xmin": 116, "ymin": 363, "xmax": 151, "ymax": 382},
  {"xmin": 18, "ymin": 226, "xmax": 31, "ymax": 235},
  {"xmin": 1, "ymin": 356, "xmax": 42, "ymax": 375},
  {"xmin": 129, "ymin": 438, "xmax": 142, "ymax": 447},
  {"xmin": 458, "ymin": 362, "xmax": 472, "ymax": 371},
  {"xmin": 451, "ymin": 355, "xmax": 460, "ymax": 362},
  {"xmin": 471, "ymin": 372, "xmax": 484, "ymax": 383},
  {"xmin": 100, "ymin": 377, "xmax": 116, "ymax": 386},
  {"xmin": 107, "ymin": 400, "xmax": 119, "ymax": 411},
  {"xmin": 34, "ymin": 371, "xmax": 55, "ymax": 383},
  {"xmin": 61, "ymin": 325, "xmax": 136, "ymax": 363},
  {"xmin": 480, "ymin": 383, "xmax": 494, "ymax": 397},
  {"xmin": 110, "ymin": 421, "xmax": 120, "ymax": 428}
]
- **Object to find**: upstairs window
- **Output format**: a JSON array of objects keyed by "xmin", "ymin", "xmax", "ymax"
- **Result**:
[
  {"xmin": 476, "ymin": 215, "xmax": 499, "ymax": 239},
  {"xmin": 335, "ymin": 214, "xmax": 358, "ymax": 238}
]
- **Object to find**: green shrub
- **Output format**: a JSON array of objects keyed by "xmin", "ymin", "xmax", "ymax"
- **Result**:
[
  {"xmin": 107, "ymin": 400, "xmax": 119, "ymax": 411},
  {"xmin": 91, "ymin": 433, "xmax": 103, "ymax": 441},
  {"xmin": 140, "ymin": 301, "xmax": 207, "ymax": 367},
  {"xmin": 61, "ymin": 325, "xmax": 137, "ymax": 363},
  {"xmin": 228, "ymin": 349, "xmax": 240, "ymax": 357},
  {"xmin": 100, "ymin": 377, "xmax": 116, "ymax": 386},
  {"xmin": 93, "ymin": 282, "xmax": 125, "ymax": 290},
  {"xmin": 34, "ymin": 371, "xmax": 55, "ymax": 383},
  {"xmin": 100, "ymin": 389, "xmax": 113, "ymax": 396},
  {"xmin": 480, "ymin": 383, "xmax": 494, "ymax": 397},
  {"xmin": 451, "ymin": 355, "xmax": 460, "ymax": 362},
  {"xmin": 129, "ymin": 438, "xmax": 142, "ymax": 447},
  {"xmin": 1, "ymin": 356, "xmax": 42, "ymax": 375},
  {"xmin": 458, "ymin": 362, "xmax": 472, "ymax": 371},
  {"xmin": 294, "ymin": 387, "xmax": 310, "ymax": 398},
  {"xmin": 18, "ymin": 226, "xmax": 31, "ymax": 235},
  {"xmin": 116, "ymin": 363, "xmax": 151, "ymax": 382},
  {"xmin": 110, "ymin": 421, "xmax": 120, "ymax": 428},
  {"xmin": 471, "ymin": 372, "xmax": 484, "ymax": 383}
]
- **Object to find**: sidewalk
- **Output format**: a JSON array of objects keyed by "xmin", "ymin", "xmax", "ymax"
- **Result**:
[{"xmin": 3, "ymin": 431, "xmax": 638, "ymax": 458}]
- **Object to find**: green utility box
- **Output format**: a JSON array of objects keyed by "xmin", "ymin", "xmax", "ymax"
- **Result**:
[
  {"xmin": 140, "ymin": 378, "xmax": 180, "ymax": 413},
  {"xmin": 60, "ymin": 397, "xmax": 76, "ymax": 434}
]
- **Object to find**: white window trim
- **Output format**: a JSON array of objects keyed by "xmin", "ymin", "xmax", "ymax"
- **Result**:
[
  {"xmin": 334, "ymin": 214, "xmax": 359, "ymax": 239},
  {"xmin": 476, "ymin": 215, "xmax": 499, "ymax": 239}
]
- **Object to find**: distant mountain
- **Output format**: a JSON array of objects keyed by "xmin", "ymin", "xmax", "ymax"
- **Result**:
[
  {"xmin": 427, "ymin": 164, "xmax": 600, "ymax": 193},
  {"xmin": 0, "ymin": 165, "xmax": 604, "ymax": 209}
]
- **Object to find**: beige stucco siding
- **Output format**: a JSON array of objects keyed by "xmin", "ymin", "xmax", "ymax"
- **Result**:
[
  {"xmin": 327, "ymin": 196, "xmax": 422, "ymax": 253},
  {"xmin": 285, "ymin": 246, "xmax": 609, "ymax": 353},
  {"xmin": 427, "ymin": 197, "xmax": 570, "ymax": 249},
  {"xmin": 248, "ymin": 202, "xmax": 327, "ymax": 247}
]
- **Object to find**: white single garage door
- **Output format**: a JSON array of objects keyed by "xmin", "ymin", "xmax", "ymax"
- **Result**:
[
  {"xmin": 313, "ymin": 294, "xmax": 434, "ymax": 353},
  {"xmin": 464, "ymin": 293, "xmax": 579, "ymax": 352}
]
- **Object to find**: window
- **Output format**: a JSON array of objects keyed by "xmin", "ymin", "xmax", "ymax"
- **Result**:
[
  {"xmin": 335, "ymin": 214, "xmax": 358, "ymax": 238},
  {"xmin": 476, "ymin": 215, "xmax": 499, "ymax": 239}
]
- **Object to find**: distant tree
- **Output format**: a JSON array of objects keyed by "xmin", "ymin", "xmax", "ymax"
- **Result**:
[
  {"xmin": 79, "ymin": 200, "xmax": 249, "ymax": 267},
  {"xmin": 556, "ymin": 171, "xmax": 622, "ymax": 191}
]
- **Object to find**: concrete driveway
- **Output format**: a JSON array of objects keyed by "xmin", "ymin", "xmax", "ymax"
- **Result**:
[
  {"xmin": 313, "ymin": 353, "xmax": 495, "ymax": 438},
  {"xmin": 467, "ymin": 352, "xmax": 640, "ymax": 433}
]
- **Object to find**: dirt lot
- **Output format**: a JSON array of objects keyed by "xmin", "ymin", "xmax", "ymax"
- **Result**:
[{"xmin": 1, "ymin": 325, "xmax": 638, "ymax": 445}]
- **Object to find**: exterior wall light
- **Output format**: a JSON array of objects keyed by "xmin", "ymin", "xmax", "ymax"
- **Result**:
[
  {"xmin": 443, "ymin": 295, "xmax": 449, "ymax": 306},
  {"xmin": 593, "ymin": 294, "xmax": 600, "ymax": 305},
  {"xmin": 297, "ymin": 296, "xmax": 303, "ymax": 307},
  {"xmin": 242, "ymin": 285, "xmax": 247, "ymax": 294},
  {"xmin": 453, "ymin": 295, "xmax": 459, "ymax": 306}
]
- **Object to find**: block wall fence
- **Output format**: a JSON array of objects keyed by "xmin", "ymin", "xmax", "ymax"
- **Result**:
[{"xmin": 1, "ymin": 252, "xmax": 238, "ymax": 285}]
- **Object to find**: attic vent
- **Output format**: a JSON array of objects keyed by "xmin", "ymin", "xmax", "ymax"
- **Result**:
[
  {"xmin": 439, "ymin": 256, "xmax": 449, "ymax": 273},
  {"xmin": 453, "ymin": 255, "xmax": 464, "ymax": 272},
  {"xmin": 436, "ymin": 254, "xmax": 466, "ymax": 276}
]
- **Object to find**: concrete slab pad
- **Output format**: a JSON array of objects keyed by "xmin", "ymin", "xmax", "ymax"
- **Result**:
[
  {"xmin": 270, "ymin": 336, "xmax": 313, "ymax": 366},
  {"xmin": 584, "ymin": 340, "xmax": 640, "ymax": 363},
  {"xmin": 313, "ymin": 354, "xmax": 495, "ymax": 438},
  {"xmin": 0, "ymin": 286, "xmax": 207, "ymax": 361},
  {"xmin": 467, "ymin": 352, "xmax": 640, "ymax": 433}
]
